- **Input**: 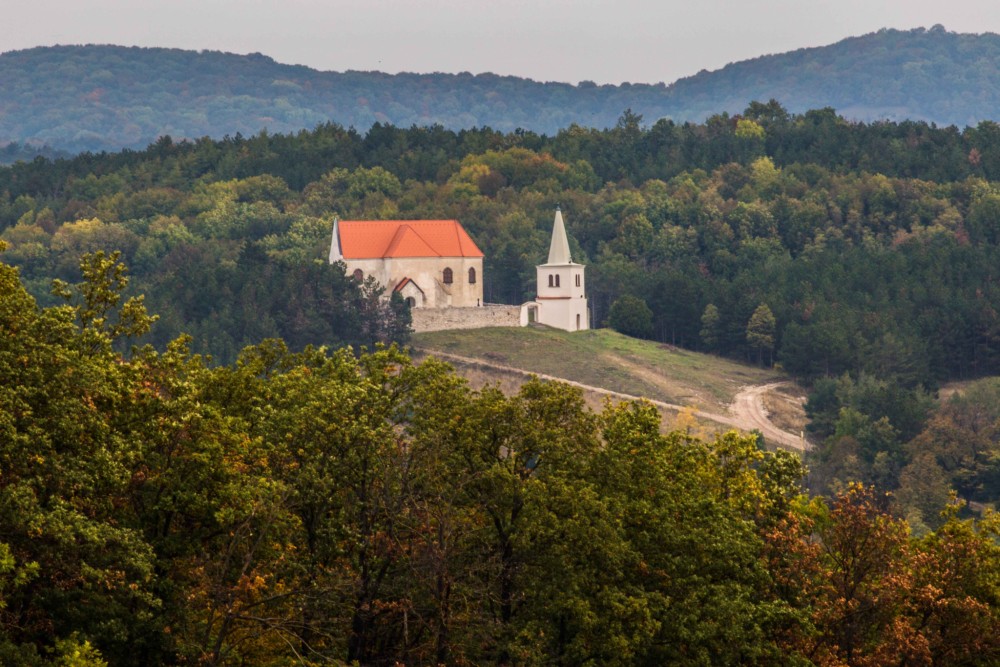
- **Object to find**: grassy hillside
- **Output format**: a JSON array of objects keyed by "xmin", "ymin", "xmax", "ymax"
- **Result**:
[
  {"xmin": 5, "ymin": 28, "xmax": 1000, "ymax": 154},
  {"xmin": 411, "ymin": 327, "xmax": 784, "ymax": 413}
]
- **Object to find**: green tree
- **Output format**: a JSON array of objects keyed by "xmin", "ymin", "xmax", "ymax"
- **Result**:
[
  {"xmin": 0, "ymin": 250, "xmax": 160, "ymax": 665},
  {"xmin": 700, "ymin": 303, "xmax": 722, "ymax": 351},
  {"xmin": 746, "ymin": 302, "xmax": 776, "ymax": 365},
  {"xmin": 607, "ymin": 294, "xmax": 654, "ymax": 339}
]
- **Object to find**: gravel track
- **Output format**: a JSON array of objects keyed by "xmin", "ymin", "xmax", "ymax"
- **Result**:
[{"xmin": 418, "ymin": 349, "xmax": 809, "ymax": 452}]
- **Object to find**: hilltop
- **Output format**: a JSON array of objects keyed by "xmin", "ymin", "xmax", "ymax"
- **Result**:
[
  {"xmin": 666, "ymin": 25, "xmax": 1000, "ymax": 126},
  {"xmin": 3, "ymin": 27, "xmax": 1000, "ymax": 154}
]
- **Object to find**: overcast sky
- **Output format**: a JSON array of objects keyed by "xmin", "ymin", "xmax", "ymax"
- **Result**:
[{"xmin": 4, "ymin": 0, "xmax": 1000, "ymax": 84}]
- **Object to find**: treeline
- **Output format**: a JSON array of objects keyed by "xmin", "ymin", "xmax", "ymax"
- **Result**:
[
  {"xmin": 7, "ymin": 29, "xmax": 1000, "ymax": 154},
  {"xmin": 0, "ymin": 141, "xmax": 69, "ymax": 166},
  {"xmin": 3, "ymin": 251, "xmax": 1000, "ymax": 666},
  {"xmin": 667, "ymin": 25, "xmax": 1000, "ymax": 127}
]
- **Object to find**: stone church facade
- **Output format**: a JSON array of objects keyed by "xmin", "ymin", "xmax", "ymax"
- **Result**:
[{"xmin": 329, "ymin": 210, "xmax": 588, "ymax": 332}]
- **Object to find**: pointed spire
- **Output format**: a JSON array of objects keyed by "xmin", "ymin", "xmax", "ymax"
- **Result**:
[
  {"xmin": 328, "ymin": 217, "xmax": 342, "ymax": 263},
  {"xmin": 546, "ymin": 206, "xmax": 572, "ymax": 265}
]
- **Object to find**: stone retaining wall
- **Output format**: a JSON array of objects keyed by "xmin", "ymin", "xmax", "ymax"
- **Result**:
[{"xmin": 411, "ymin": 304, "xmax": 521, "ymax": 332}]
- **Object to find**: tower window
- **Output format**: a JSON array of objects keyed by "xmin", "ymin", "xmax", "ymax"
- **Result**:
[
  {"xmin": 352, "ymin": 269, "xmax": 364, "ymax": 282},
  {"xmin": 575, "ymin": 274, "xmax": 581, "ymax": 287},
  {"xmin": 555, "ymin": 274, "xmax": 560, "ymax": 287},
  {"xmin": 443, "ymin": 267, "xmax": 453, "ymax": 284},
  {"xmin": 548, "ymin": 275, "xmax": 554, "ymax": 287},
  {"xmin": 468, "ymin": 267, "xmax": 476, "ymax": 284}
]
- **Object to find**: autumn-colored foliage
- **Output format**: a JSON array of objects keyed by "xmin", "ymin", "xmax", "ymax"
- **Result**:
[{"xmin": 1, "ymin": 252, "xmax": 999, "ymax": 665}]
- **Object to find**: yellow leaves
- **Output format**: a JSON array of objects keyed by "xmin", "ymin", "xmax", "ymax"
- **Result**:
[
  {"xmin": 669, "ymin": 404, "xmax": 712, "ymax": 439},
  {"xmin": 99, "ymin": 568, "xmax": 126, "ymax": 591},
  {"xmin": 750, "ymin": 156, "xmax": 781, "ymax": 195},
  {"xmin": 449, "ymin": 161, "xmax": 493, "ymax": 189},
  {"xmin": 735, "ymin": 118, "xmax": 766, "ymax": 141},
  {"xmin": 240, "ymin": 574, "xmax": 268, "ymax": 594}
]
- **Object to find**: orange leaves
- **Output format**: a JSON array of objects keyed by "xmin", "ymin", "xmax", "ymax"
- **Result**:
[{"xmin": 776, "ymin": 484, "xmax": 1000, "ymax": 666}]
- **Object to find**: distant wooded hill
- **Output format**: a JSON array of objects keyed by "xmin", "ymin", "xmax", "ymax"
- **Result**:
[{"xmin": 3, "ymin": 26, "xmax": 1000, "ymax": 154}]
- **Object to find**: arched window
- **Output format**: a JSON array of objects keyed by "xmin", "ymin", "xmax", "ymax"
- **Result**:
[
  {"xmin": 575, "ymin": 274, "xmax": 581, "ymax": 287},
  {"xmin": 554, "ymin": 274, "xmax": 560, "ymax": 287},
  {"xmin": 468, "ymin": 267, "xmax": 476, "ymax": 284},
  {"xmin": 548, "ymin": 275, "xmax": 554, "ymax": 287},
  {"xmin": 443, "ymin": 267, "xmax": 453, "ymax": 284},
  {"xmin": 352, "ymin": 268, "xmax": 364, "ymax": 282}
]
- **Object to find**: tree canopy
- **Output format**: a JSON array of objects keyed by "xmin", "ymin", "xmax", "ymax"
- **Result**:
[{"xmin": 3, "ymin": 249, "xmax": 1000, "ymax": 665}]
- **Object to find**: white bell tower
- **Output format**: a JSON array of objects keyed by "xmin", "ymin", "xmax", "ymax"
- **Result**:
[{"xmin": 534, "ymin": 207, "xmax": 588, "ymax": 331}]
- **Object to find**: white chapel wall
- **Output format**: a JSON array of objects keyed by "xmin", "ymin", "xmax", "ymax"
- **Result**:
[{"xmin": 344, "ymin": 256, "xmax": 484, "ymax": 308}]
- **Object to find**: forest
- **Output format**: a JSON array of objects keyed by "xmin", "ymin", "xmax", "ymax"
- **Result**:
[
  {"xmin": 7, "ymin": 104, "xmax": 1000, "ymax": 514},
  {"xmin": 5, "ymin": 27, "xmax": 1000, "ymax": 154},
  {"xmin": 2, "ymin": 248, "xmax": 1000, "ymax": 665},
  {"xmin": 5, "ymin": 103, "xmax": 1000, "ymax": 662}
]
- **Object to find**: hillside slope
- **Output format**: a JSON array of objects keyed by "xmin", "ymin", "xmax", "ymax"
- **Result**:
[
  {"xmin": 410, "ymin": 327, "xmax": 809, "ymax": 450},
  {"xmin": 3, "ymin": 27, "xmax": 1000, "ymax": 154},
  {"xmin": 413, "ymin": 327, "xmax": 781, "ymax": 410}
]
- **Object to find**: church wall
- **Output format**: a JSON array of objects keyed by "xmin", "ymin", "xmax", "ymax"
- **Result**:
[
  {"xmin": 535, "ymin": 263, "xmax": 587, "ymax": 331},
  {"xmin": 412, "ymin": 304, "xmax": 521, "ymax": 332},
  {"xmin": 344, "ymin": 256, "xmax": 484, "ymax": 308},
  {"xmin": 535, "ymin": 297, "xmax": 589, "ymax": 331}
]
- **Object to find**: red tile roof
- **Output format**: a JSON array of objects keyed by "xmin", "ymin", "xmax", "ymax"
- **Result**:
[{"xmin": 337, "ymin": 220, "xmax": 484, "ymax": 259}]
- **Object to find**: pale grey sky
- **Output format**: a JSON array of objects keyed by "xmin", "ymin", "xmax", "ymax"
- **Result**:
[{"xmin": 4, "ymin": 0, "xmax": 1000, "ymax": 84}]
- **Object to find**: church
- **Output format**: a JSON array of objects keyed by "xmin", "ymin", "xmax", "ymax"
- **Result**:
[
  {"xmin": 329, "ymin": 208, "xmax": 588, "ymax": 332},
  {"xmin": 328, "ymin": 218, "xmax": 484, "ymax": 309}
]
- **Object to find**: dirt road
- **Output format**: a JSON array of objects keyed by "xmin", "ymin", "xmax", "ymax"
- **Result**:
[
  {"xmin": 417, "ymin": 349, "xmax": 809, "ymax": 452},
  {"xmin": 729, "ymin": 382, "xmax": 809, "ymax": 451}
]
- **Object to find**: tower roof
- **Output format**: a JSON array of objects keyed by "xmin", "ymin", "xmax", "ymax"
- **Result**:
[
  {"xmin": 331, "ymin": 220, "xmax": 484, "ymax": 259},
  {"xmin": 545, "ymin": 207, "xmax": 572, "ymax": 265}
]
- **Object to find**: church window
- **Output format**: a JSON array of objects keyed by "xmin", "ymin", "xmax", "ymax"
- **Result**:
[
  {"xmin": 548, "ymin": 275, "xmax": 553, "ymax": 287},
  {"xmin": 554, "ymin": 274, "xmax": 560, "ymax": 287},
  {"xmin": 575, "ymin": 274, "xmax": 581, "ymax": 287},
  {"xmin": 443, "ymin": 267, "xmax": 453, "ymax": 284},
  {"xmin": 352, "ymin": 269, "xmax": 364, "ymax": 282},
  {"xmin": 468, "ymin": 267, "xmax": 476, "ymax": 284}
]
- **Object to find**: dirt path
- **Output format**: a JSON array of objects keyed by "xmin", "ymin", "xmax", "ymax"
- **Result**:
[
  {"xmin": 416, "ymin": 349, "xmax": 809, "ymax": 452},
  {"xmin": 729, "ymin": 382, "xmax": 809, "ymax": 451}
]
